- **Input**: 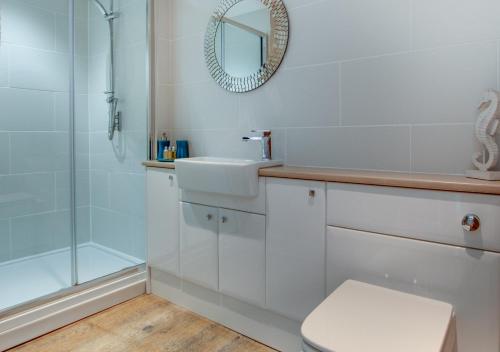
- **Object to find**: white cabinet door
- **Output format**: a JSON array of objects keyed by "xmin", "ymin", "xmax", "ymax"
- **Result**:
[
  {"xmin": 327, "ymin": 226, "xmax": 500, "ymax": 352},
  {"xmin": 266, "ymin": 178, "xmax": 326, "ymax": 321},
  {"xmin": 219, "ymin": 209, "xmax": 266, "ymax": 306},
  {"xmin": 146, "ymin": 168, "xmax": 179, "ymax": 275},
  {"xmin": 180, "ymin": 202, "xmax": 219, "ymax": 290}
]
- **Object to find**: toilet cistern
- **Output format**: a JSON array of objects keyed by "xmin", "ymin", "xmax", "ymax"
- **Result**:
[{"xmin": 242, "ymin": 130, "xmax": 273, "ymax": 161}]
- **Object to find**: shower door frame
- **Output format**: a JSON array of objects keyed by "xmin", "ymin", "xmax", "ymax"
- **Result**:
[{"xmin": 0, "ymin": 0, "xmax": 153, "ymax": 320}]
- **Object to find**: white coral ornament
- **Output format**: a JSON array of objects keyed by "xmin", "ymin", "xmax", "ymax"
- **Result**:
[{"xmin": 466, "ymin": 90, "xmax": 500, "ymax": 180}]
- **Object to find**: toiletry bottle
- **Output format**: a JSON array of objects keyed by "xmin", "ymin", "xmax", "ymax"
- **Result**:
[
  {"xmin": 157, "ymin": 133, "xmax": 169, "ymax": 160},
  {"xmin": 171, "ymin": 146, "xmax": 177, "ymax": 160},
  {"xmin": 163, "ymin": 146, "xmax": 169, "ymax": 160}
]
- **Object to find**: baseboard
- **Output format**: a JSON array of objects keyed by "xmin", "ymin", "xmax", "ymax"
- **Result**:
[
  {"xmin": 0, "ymin": 271, "xmax": 146, "ymax": 351},
  {"xmin": 150, "ymin": 268, "xmax": 302, "ymax": 352}
]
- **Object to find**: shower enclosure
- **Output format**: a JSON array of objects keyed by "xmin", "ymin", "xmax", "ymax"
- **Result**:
[{"xmin": 0, "ymin": 0, "xmax": 149, "ymax": 313}]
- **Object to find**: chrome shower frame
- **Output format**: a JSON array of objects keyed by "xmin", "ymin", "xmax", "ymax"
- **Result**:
[{"xmin": 92, "ymin": 0, "xmax": 121, "ymax": 140}]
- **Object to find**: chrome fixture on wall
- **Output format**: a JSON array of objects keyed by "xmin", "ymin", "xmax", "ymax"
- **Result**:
[
  {"xmin": 242, "ymin": 130, "xmax": 272, "ymax": 160},
  {"xmin": 91, "ymin": 0, "xmax": 121, "ymax": 140}
]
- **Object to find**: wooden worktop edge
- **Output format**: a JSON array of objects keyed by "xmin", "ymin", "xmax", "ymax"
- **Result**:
[{"xmin": 143, "ymin": 161, "xmax": 500, "ymax": 195}]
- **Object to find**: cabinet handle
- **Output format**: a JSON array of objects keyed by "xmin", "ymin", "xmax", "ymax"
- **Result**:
[
  {"xmin": 309, "ymin": 190, "xmax": 316, "ymax": 198},
  {"xmin": 168, "ymin": 175, "xmax": 174, "ymax": 181},
  {"xmin": 221, "ymin": 216, "xmax": 228, "ymax": 223},
  {"xmin": 206, "ymin": 214, "xmax": 213, "ymax": 221},
  {"xmin": 462, "ymin": 214, "xmax": 480, "ymax": 232}
]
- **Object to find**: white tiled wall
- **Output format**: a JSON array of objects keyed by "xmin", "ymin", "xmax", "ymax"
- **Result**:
[
  {"xmin": 0, "ymin": 0, "xmax": 90, "ymax": 262},
  {"xmin": 88, "ymin": 0, "xmax": 147, "ymax": 260},
  {"xmin": 0, "ymin": 0, "xmax": 147, "ymax": 263},
  {"xmin": 155, "ymin": 0, "xmax": 500, "ymax": 174}
]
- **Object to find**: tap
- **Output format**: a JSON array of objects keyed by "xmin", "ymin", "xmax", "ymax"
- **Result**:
[{"xmin": 242, "ymin": 130, "xmax": 272, "ymax": 160}]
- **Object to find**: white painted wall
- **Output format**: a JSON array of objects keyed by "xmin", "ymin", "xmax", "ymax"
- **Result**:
[{"xmin": 155, "ymin": 0, "xmax": 500, "ymax": 175}]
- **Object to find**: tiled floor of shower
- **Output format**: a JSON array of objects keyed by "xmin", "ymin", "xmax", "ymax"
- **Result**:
[{"xmin": 0, "ymin": 243, "xmax": 143, "ymax": 312}]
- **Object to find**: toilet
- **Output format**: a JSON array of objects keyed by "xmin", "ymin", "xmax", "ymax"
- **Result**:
[{"xmin": 301, "ymin": 280, "xmax": 457, "ymax": 352}]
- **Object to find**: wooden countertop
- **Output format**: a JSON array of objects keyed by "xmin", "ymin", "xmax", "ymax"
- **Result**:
[
  {"xmin": 143, "ymin": 160, "xmax": 175, "ymax": 169},
  {"xmin": 143, "ymin": 161, "xmax": 500, "ymax": 195}
]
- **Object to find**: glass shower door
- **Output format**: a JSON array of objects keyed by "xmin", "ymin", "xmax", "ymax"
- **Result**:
[
  {"xmin": 0, "ymin": 0, "xmax": 147, "ymax": 313},
  {"xmin": 75, "ymin": 0, "xmax": 147, "ymax": 284},
  {"xmin": 0, "ymin": 0, "xmax": 73, "ymax": 311}
]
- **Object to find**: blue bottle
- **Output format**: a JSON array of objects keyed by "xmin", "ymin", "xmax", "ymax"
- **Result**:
[{"xmin": 176, "ymin": 140, "xmax": 189, "ymax": 159}]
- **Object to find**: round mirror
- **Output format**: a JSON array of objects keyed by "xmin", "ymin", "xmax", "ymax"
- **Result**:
[{"xmin": 205, "ymin": 0, "xmax": 289, "ymax": 93}]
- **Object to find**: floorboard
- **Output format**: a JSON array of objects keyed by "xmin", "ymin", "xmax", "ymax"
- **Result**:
[{"xmin": 8, "ymin": 294, "xmax": 277, "ymax": 352}]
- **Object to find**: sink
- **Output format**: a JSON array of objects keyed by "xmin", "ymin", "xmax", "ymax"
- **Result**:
[{"xmin": 175, "ymin": 157, "xmax": 282, "ymax": 197}]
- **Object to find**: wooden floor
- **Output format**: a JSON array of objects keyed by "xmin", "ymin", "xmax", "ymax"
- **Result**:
[{"xmin": 9, "ymin": 295, "xmax": 276, "ymax": 352}]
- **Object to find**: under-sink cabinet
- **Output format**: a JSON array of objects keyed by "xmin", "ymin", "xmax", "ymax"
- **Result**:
[
  {"xmin": 179, "ymin": 201, "xmax": 267, "ymax": 305},
  {"xmin": 180, "ymin": 202, "xmax": 219, "ymax": 290},
  {"xmin": 219, "ymin": 209, "xmax": 266, "ymax": 306}
]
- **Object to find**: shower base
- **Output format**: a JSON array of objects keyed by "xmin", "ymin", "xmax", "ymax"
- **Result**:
[{"xmin": 0, "ymin": 243, "xmax": 143, "ymax": 312}]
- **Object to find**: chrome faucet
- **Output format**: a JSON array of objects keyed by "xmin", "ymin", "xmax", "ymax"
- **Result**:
[{"xmin": 242, "ymin": 130, "xmax": 272, "ymax": 160}]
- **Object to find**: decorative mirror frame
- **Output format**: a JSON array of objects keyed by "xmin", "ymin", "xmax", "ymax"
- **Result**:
[{"xmin": 204, "ymin": 0, "xmax": 289, "ymax": 93}]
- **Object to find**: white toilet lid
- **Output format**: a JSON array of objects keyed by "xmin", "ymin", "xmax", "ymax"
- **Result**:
[{"xmin": 301, "ymin": 280, "xmax": 454, "ymax": 352}]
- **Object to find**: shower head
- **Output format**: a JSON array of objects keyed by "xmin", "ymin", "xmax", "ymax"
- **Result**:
[{"xmin": 91, "ymin": 0, "xmax": 110, "ymax": 17}]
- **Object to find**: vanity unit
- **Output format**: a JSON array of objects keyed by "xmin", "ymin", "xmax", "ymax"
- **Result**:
[{"xmin": 145, "ymin": 163, "xmax": 500, "ymax": 352}]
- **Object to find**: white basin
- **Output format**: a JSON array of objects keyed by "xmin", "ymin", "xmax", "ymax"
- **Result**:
[{"xmin": 175, "ymin": 157, "xmax": 282, "ymax": 197}]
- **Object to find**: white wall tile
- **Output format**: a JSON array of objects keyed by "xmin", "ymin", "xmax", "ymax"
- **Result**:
[
  {"xmin": 87, "ymin": 54, "xmax": 107, "ymax": 94},
  {"xmin": 55, "ymin": 93, "xmax": 89, "ymax": 132},
  {"xmin": 88, "ymin": 18, "xmax": 110, "ymax": 56},
  {"xmin": 76, "ymin": 206, "xmax": 91, "ymax": 244},
  {"xmin": 156, "ymin": 38, "xmax": 171, "ymax": 85},
  {"xmin": 10, "ymin": 132, "xmax": 68, "ymax": 173},
  {"xmin": 239, "ymin": 64, "xmax": 340, "ymax": 129},
  {"xmin": 413, "ymin": 0, "xmax": 500, "ymax": 50},
  {"xmin": 21, "ymin": 0, "xmax": 69, "ymax": 14},
  {"xmin": 169, "ymin": 0, "xmax": 218, "ymax": 39},
  {"xmin": 55, "ymin": 170, "xmax": 90, "ymax": 210},
  {"xmin": 159, "ymin": 0, "xmax": 500, "ymax": 176},
  {"xmin": 108, "ymin": 172, "xmax": 145, "ymax": 217},
  {"xmin": 155, "ymin": 0, "xmax": 171, "ymax": 40},
  {"xmin": 342, "ymin": 42, "xmax": 498, "ymax": 126},
  {"xmin": 286, "ymin": 126, "xmax": 411, "ymax": 171},
  {"xmin": 90, "ymin": 131, "xmax": 146, "ymax": 173},
  {"xmin": 171, "ymin": 34, "xmax": 209, "ymax": 84},
  {"xmin": 88, "ymin": 93, "xmax": 109, "ymax": 132},
  {"xmin": 91, "ymin": 206, "xmax": 145, "ymax": 259},
  {"xmin": 90, "ymin": 170, "xmax": 109, "ymax": 208},
  {"xmin": 169, "ymin": 81, "xmax": 238, "ymax": 130},
  {"xmin": 0, "ymin": 45, "xmax": 8, "ymax": 87},
  {"xmin": 0, "ymin": 88, "xmax": 54, "ymax": 131},
  {"xmin": 11, "ymin": 211, "xmax": 70, "ymax": 258},
  {"xmin": 171, "ymin": 129, "xmax": 205, "ymax": 157},
  {"xmin": 0, "ymin": 134, "xmax": 10, "ymax": 175},
  {"xmin": 75, "ymin": 55, "xmax": 89, "ymax": 94},
  {"xmin": 2, "ymin": 1, "xmax": 56, "ymax": 51},
  {"xmin": 116, "ymin": 0, "xmax": 147, "ymax": 49},
  {"xmin": 56, "ymin": 15, "xmax": 88, "ymax": 55},
  {"xmin": 0, "ymin": 220, "xmax": 10, "ymax": 261},
  {"xmin": 0, "ymin": 173, "xmax": 55, "ymax": 219},
  {"xmin": 412, "ymin": 124, "xmax": 481, "ymax": 174},
  {"xmin": 202, "ymin": 128, "xmax": 265, "ymax": 160},
  {"xmin": 284, "ymin": 0, "xmax": 411, "ymax": 67},
  {"xmin": 155, "ymin": 84, "xmax": 172, "ymax": 132},
  {"xmin": 9, "ymin": 46, "xmax": 68, "ymax": 92},
  {"xmin": 284, "ymin": 0, "xmax": 322, "ymax": 10}
]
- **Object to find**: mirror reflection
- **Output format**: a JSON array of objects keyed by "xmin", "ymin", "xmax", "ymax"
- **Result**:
[{"xmin": 215, "ymin": 0, "xmax": 271, "ymax": 78}]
